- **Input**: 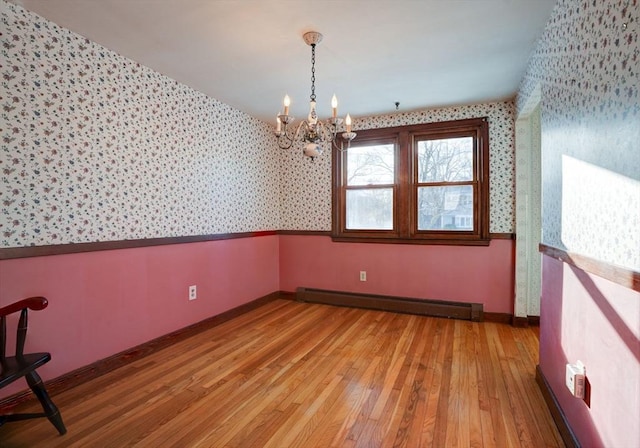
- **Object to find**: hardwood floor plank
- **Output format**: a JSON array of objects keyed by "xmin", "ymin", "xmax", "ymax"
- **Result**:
[
  {"xmin": 429, "ymin": 317, "xmax": 455, "ymax": 447},
  {"xmin": 466, "ymin": 323, "xmax": 484, "ymax": 448},
  {"xmin": 417, "ymin": 316, "xmax": 445, "ymax": 446},
  {"xmin": 325, "ymin": 315, "xmax": 399, "ymax": 447},
  {"xmin": 386, "ymin": 317, "xmax": 430, "ymax": 448},
  {"xmin": 498, "ymin": 324, "xmax": 540, "ymax": 448},
  {"xmin": 486, "ymin": 322, "xmax": 523, "ymax": 447},
  {"xmin": 0, "ymin": 299, "xmax": 563, "ymax": 447},
  {"xmin": 474, "ymin": 323, "xmax": 499, "ymax": 448},
  {"xmin": 350, "ymin": 315, "xmax": 422, "ymax": 448}
]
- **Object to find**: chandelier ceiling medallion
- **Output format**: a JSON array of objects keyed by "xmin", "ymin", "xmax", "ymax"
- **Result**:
[{"xmin": 274, "ymin": 31, "xmax": 356, "ymax": 160}]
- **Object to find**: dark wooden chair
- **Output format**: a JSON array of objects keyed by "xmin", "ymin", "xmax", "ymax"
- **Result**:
[{"xmin": 0, "ymin": 297, "xmax": 66, "ymax": 435}]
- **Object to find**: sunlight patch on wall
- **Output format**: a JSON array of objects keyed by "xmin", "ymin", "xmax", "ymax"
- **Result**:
[{"xmin": 561, "ymin": 155, "xmax": 640, "ymax": 270}]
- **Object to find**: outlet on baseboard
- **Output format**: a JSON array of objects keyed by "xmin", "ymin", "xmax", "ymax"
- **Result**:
[
  {"xmin": 360, "ymin": 271, "xmax": 367, "ymax": 282},
  {"xmin": 189, "ymin": 285, "xmax": 197, "ymax": 300}
]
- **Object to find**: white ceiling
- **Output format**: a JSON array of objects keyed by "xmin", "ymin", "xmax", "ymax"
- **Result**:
[{"xmin": 11, "ymin": 0, "xmax": 557, "ymax": 124}]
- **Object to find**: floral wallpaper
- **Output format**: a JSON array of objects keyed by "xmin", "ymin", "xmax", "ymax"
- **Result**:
[
  {"xmin": 1, "ymin": 1, "xmax": 281, "ymax": 248},
  {"xmin": 517, "ymin": 0, "xmax": 639, "ymax": 271},
  {"xmin": 280, "ymin": 102, "xmax": 516, "ymax": 233},
  {"xmin": 2, "ymin": 1, "xmax": 519, "ymax": 249}
]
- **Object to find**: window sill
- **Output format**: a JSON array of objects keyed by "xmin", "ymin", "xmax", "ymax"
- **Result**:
[{"xmin": 330, "ymin": 235, "xmax": 491, "ymax": 246}]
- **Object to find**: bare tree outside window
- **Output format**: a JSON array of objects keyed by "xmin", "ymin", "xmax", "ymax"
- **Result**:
[
  {"xmin": 333, "ymin": 117, "xmax": 489, "ymax": 244},
  {"xmin": 345, "ymin": 144, "xmax": 394, "ymax": 230},
  {"xmin": 416, "ymin": 137, "xmax": 474, "ymax": 231},
  {"xmin": 346, "ymin": 189, "xmax": 393, "ymax": 229},
  {"xmin": 347, "ymin": 144, "xmax": 394, "ymax": 186}
]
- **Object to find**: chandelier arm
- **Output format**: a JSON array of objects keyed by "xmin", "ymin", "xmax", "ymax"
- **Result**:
[
  {"xmin": 332, "ymin": 139, "xmax": 347, "ymax": 152},
  {"xmin": 275, "ymin": 126, "xmax": 294, "ymax": 149},
  {"xmin": 317, "ymin": 121, "xmax": 333, "ymax": 143},
  {"xmin": 276, "ymin": 121, "xmax": 303, "ymax": 149},
  {"xmin": 333, "ymin": 130, "xmax": 357, "ymax": 152},
  {"xmin": 333, "ymin": 140, "xmax": 352, "ymax": 153},
  {"xmin": 277, "ymin": 137, "xmax": 293, "ymax": 150},
  {"xmin": 293, "ymin": 121, "xmax": 305, "ymax": 143}
]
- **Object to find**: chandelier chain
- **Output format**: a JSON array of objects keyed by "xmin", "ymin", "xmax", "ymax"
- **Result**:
[{"xmin": 310, "ymin": 43, "xmax": 316, "ymax": 102}]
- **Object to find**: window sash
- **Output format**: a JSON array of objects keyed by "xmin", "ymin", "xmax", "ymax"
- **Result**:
[
  {"xmin": 346, "ymin": 143, "xmax": 396, "ymax": 187},
  {"xmin": 415, "ymin": 136, "xmax": 474, "ymax": 183},
  {"xmin": 332, "ymin": 118, "xmax": 489, "ymax": 245},
  {"xmin": 345, "ymin": 187, "xmax": 394, "ymax": 230},
  {"xmin": 416, "ymin": 184, "xmax": 475, "ymax": 232}
]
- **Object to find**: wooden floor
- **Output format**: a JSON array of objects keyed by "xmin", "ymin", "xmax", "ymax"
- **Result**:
[{"xmin": 0, "ymin": 299, "xmax": 563, "ymax": 447}]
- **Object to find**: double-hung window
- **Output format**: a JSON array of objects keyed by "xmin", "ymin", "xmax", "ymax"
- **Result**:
[{"xmin": 332, "ymin": 117, "xmax": 490, "ymax": 245}]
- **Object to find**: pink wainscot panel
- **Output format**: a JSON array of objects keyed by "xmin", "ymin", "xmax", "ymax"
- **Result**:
[
  {"xmin": 0, "ymin": 234, "xmax": 279, "ymax": 398},
  {"xmin": 278, "ymin": 235, "xmax": 514, "ymax": 314},
  {"xmin": 539, "ymin": 255, "xmax": 640, "ymax": 448}
]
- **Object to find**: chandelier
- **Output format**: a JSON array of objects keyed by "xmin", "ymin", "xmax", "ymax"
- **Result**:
[{"xmin": 274, "ymin": 31, "xmax": 356, "ymax": 160}]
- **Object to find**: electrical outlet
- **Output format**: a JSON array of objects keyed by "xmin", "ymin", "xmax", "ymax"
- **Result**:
[
  {"xmin": 360, "ymin": 271, "xmax": 367, "ymax": 281},
  {"xmin": 565, "ymin": 361, "xmax": 585, "ymax": 398},
  {"xmin": 189, "ymin": 285, "xmax": 197, "ymax": 300}
]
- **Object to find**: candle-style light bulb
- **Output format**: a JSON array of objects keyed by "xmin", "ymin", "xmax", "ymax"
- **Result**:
[
  {"xmin": 276, "ymin": 114, "xmax": 281, "ymax": 132},
  {"xmin": 331, "ymin": 94, "xmax": 338, "ymax": 118},
  {"xmin": 283, "ymin": 95, "xmax": 291, "ymax": 116},
  {"xmin": 345, "ymin": 114, "xmax": 352, "ymax": 132}
]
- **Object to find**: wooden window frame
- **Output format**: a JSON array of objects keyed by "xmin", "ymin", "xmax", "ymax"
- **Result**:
[{"xmin": 332, "ymin": 117, "xmax": 490, "ymax": 245}]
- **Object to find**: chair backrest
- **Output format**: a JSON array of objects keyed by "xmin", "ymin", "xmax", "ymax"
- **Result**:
[
  {"xmin": 0, "ymin": 296, "xmax": 66, "ymax": 436},
  {"xmin": 0, "ymin": 297, "xmax": 49, "ymax": 367}
]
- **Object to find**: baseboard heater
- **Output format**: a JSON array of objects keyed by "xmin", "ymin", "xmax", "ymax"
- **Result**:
[{"xmin": 296, "ymin": 287, "xmax": 483, "ymax": 322}]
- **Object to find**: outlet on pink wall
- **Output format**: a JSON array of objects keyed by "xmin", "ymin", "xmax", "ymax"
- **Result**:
[
  {"xmin": 539, "ymin": 256, "xmax": 640, "ymax": 448},
  {"xmin": 0, "ymin": 233, "xmax": 516, "ymax": 400},
  {"xmin": 0, "ymin": 235, "xmax": 280, "ymax": 398},
  {"xmin": 279, "ymin": 235, "xmax": 515, "ymax": 314}
]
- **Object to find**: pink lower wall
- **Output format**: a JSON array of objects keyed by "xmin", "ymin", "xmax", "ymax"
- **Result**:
[
  {"xmin": 540, "ymin": 255, "xmax": 640, "ymax": 448},
  {"xmin": 1, "ymin": 233, "xmax": 516, "ymax": 400},
  {"xmin": 279, "ymin": 235, "xmax": 515, "ymax": 314},
  {"xmin": 0, "ymin": 235, "xmax": 280, "ymax": 398}
]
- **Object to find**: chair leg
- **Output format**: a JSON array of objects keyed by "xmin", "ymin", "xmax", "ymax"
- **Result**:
[{"xmin": 25, "ymin": 370, "xmax": 67, "ymax": 435}]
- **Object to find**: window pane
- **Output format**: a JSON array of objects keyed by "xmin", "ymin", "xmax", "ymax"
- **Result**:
[
  {"xmin": 417, "ymin": 185, "xmax": 473, "ymax": 231},
  {"xmin": 347, "ymin": 144, "xmax": 395, "ymax": 186},
  {"xmin": 346, "ymin": 188, "xmax": 393, "ymax": 230},
  {"xmin": 417, "ymin": 137, "xmax": 473, "ymax": 182}
]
